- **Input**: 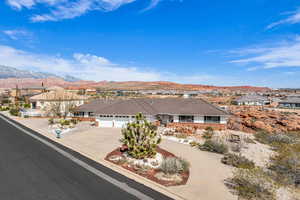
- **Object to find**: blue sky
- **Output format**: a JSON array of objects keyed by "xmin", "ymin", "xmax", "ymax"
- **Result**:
[{"xmin": 0, "ymin": 0, "xmax": 300, "ymax": 88}]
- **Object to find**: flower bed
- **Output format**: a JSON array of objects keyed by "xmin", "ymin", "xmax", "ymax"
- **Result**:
[{"xmin": 105, "ymin": 147, "xmax": 190, "ymax": 187}]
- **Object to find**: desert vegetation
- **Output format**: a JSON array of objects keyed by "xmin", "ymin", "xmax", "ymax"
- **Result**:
[
  {"xmin": 226, "ymin": 130, "xmax": 300, "ymax": 200},
  {"xmin": 106, "ymin": 113, "xmax": 190, "ymax": 186}
]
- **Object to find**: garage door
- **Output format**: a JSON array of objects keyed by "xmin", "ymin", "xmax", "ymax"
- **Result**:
[
  {"xmin": 114, "ymin": 117, "xmax": 130, "ymax": 128},
  {"xmin": 97, "ymin": 118, "xmax": 114, "ymax": 127}
]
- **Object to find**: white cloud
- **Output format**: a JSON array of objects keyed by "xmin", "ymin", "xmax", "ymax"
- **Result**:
[
  {"xmin": 267, "ymin": 8, "xmax": 300, "ymax": 29},
  {"xmin": 230, "ymin": 36, "xmax": 300, "ymax": 70},
  {"xmin": 2, "ymin": 29, "xmax": 32, "ymax": 40},
  {"xmin": 0, "ymin": 44, "xmax": 220, "ymax": 84},
  {"xmin": 0, "ymin": 45, "xmax": 160, "ymax": 81},
  {"xmin": 6, "ymin": 0, "xmax": 174, "ymax": 22}
]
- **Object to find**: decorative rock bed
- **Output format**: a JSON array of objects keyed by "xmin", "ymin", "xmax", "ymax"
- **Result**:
[{"xmin": 105, "ymin": 147, "xmax": 190, "ymax": 187}]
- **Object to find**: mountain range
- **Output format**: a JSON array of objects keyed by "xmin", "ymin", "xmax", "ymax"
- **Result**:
[
  {"xmin": 0, "ymin": 65, "xmax": 80, "ymax": 82},
  {"xmin": 0, "ymin": 65, "xmax": 270, "ymax": 92}
]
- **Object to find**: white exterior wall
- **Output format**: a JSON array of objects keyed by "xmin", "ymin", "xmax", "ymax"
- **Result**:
[
  {"xmin": 194, "ymin": 115, "xmax": 204, "ymax": 123},
  {"xmin": 220, "ymin": 116, "xmax": 227, "ymax": 124},
  {"xmin": 173, "ymin": 115, "xmax": 179, "ymax": 122}
]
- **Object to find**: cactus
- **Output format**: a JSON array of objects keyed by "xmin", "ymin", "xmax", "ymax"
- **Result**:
[{"xmin": 121, "ymin": 113, "xmax": 161, "ymax": 159}]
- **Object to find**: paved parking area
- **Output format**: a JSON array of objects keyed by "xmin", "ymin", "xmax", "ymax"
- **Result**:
[{"xmin": 6, "ymin": 115, "xmax": 237, "ymax": 200}]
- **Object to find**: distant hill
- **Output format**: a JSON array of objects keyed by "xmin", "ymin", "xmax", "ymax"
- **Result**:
[
  {"xmin": 0, "ymin": 66, "xmax": 270, "ymax": 92},
  {"xmin": 0, "ymin": 65, "xmax": 80, "ymax": 82}
]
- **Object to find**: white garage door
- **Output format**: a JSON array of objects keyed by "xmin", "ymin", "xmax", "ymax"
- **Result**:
[
  {"xmin": 97, "ymin": 116, "xmax": 114, "ymax": 127},
  {"xmin": 114, "ymin": 117, "xmax": 131, "ymax": 128}
]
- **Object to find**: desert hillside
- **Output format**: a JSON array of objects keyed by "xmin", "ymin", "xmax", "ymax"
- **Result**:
[{"xmin": 0, "ymin": 78, "xmax": 270, "ymax": 92}]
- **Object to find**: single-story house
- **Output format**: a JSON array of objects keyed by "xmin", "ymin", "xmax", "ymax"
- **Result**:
[
  {"xmin": 233, "ymin": 94, "xmax": 270, "ymax": 106},
  {"xmin": 278, "ymin": 97, "xmax": 300, "ymax": 109},
  {"xmin": 74, "ymin": 98, "xmax": 229, "ymax": 129},
  {"xmin": 30, "ymin": 89, "xmax": 88, "ymax": 116}
]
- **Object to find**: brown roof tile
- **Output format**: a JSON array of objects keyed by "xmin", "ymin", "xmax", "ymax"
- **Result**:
[{"xmin": 75, "ymin": 98, "xmax": 228, "ymax": 116}]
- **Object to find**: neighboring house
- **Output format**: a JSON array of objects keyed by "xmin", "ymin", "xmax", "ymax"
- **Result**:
[
  {"xmin": 10, "ymin": 86, "xmax": 46, "ymax": 104},
  {"xmin": 278, "ymin": 97, "xmax": 300, "ymax": 109},
  {"xmin": 74, "ymin": 98, "xmax": 229, "ymax": 129},
  {"xmin": 233, "ymin": 95, "xmax": 270, "ymax": 106},
  {"xmin": 30, "ymin": 89, "xmax": 87, "ymax": 116}
]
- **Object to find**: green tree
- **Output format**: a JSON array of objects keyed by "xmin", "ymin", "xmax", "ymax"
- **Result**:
[{"xmin": 121, "ymin": 113, "xmax": 161, "ymax": 159}]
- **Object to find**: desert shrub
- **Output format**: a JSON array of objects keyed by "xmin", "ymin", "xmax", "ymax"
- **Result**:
[
  {"xmin": 227, "ymin": 167, "xmax": 277, "ymax": 200},
  {"xmin": 9, "ymin": 108, "xmax": 20, "ymax": 116},
  {"xmin": 244, "ymin": 137, "xmax": 256, "ymax": 144},
  {"xmin": 255, "ymin": 131, "xmax": 294, "ymax": 146},
  {"xmin": 222, "ymin": 153, "xmax": 255, "ymax": 169},
  {"xmin": 230, "ymin": 143, "xmax": 242, "ymax": 152},
  {"xmin": 160, "ymin": 157, "xmax": 190, "ymax": 175},
  {"xmin": 202, "ymin": 126, "xmax": 214, "ymax": 139},
  {"xmin": 176, "ymin": 133, "xmax": 187, "ymax": 139},
  {"xmin": 269, "ymin": 144, "xmax": 300, "ymax": 187},
  {"xmin": 120, "ymin": 113, "xmax": 161, "ymax": 159},
  {"xmin": 0, "ymin": 106, "xmax": 9, "ymax": 111},
  {"xmin": 48, "ymin": 118, "xmax": 54, "ymax": 125},
  {"xmin": 189, "ymin": 141, "xmax": 199, "ymax": 147},
  {"xmin": 70, "ymin": 118, "xmax": 78, "ymax": 125},
  {"xmin": 23, "ymin": 103, "xmax": 31, "ymax": 109},
  {"xmin": 59, "ymin": 119, "xmax": 71, "ymax": 126},
  {"xmin": 199, "ymin": 139, "xmax": 228, "ymax": 154}
]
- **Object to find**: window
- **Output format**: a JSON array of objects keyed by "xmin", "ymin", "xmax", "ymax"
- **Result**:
[
  {"xmin": 179, "ymin": 115, "xmax": 194, "ymax": 123},
  {"xmin": 88, "ymin": 112, "xmax": 94, "ymax": 117},
  {"xmin": 74, "ymin": 112, "xmax": 84, "ymax": 117},
  {"xmin": 204, "ymin": 116, "xmax": 221, "ymax": 123}
]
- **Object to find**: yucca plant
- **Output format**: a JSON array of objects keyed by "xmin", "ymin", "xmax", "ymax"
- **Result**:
[{"xmin": 120, "ymin": 113, "xmax": 161, "ymax": 159}]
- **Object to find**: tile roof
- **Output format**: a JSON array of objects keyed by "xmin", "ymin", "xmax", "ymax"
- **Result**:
[
  {"xmin": 75, "ymin": 98, "xmax": 229, "ymax": 116},
  {"xmin": 235, "ymin": 95, "xmax": 269, "ymax": 103},
  {"xmin": 279, "ymin": 97, "xmax": 300, "ymax": 104}
]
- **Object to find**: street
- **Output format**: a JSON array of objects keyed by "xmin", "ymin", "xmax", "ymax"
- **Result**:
[{"xmin": 0, "ymin": 115, "xmax": 172, "ymax": 200}]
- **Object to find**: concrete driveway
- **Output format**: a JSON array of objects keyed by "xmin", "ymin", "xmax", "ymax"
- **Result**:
[{"xmin": 7, "ymin": 116, "xmax": 237, "ymax": 200}]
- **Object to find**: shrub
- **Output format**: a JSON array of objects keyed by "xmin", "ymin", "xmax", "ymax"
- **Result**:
[
  {"xmin": 0, "ymin": 106, "xmax": 9, "ymax": 111},
  {"xmin": 48, "ymin": 118, "xmax": 54, "ymax": 125},
  {"xmin": 268, "ymin": 144, "xmax": 300, "ymax": 187},
  {"xmin": 189, "ymin": 141, "xmax": 199, "ymax": 147},
  {"xmin": 9, "ymin": 108, "xmax": 20, "ymax": 116},
  {"xmin": 255, "ymin": 131, "xmax": 294, "ymax": 146},
  {"xmin": 222, "ymin": 153, "xmax": 255, "ymax": 169},
  {"xmin": 244, "ymin": 137, "xmax": 256, "ymax": 144},
  {"xmin": 23, "ymin": 103, "xmax": 31, "ymax": 109},
  {"xmin": 70, "ymin": 118, "xmax": 78, "ymax": 125},
  {"xmin": 176, "ymin": 133, "xmax": 187, "ymax": 139},
  {"xmin": 227, "ymin": 168, "xmax": 277, "ymax": 200},
  {"xmin": 59, "ymin": 119, "xmax": 71, "ymax": 126},
  {"xmin": 199, "ymin": 139, "xmax": 228, "ymax": 154},
  {"xmin": 120, "ymin": 113, "xmax": 161, "ymax": 159},
  {"xmin": 202, "ymin": 126, "xmax": 214, "ymax": 139},
  {"xmin": 230, "ymin": 143, "xmax": 242, "ymax": 152},
  {"xmin": 160, "ymin": 157, "xmax": 190, "ymax": 175}
]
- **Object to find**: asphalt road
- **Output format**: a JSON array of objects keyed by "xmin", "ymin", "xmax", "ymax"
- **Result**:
[{"xmin": 0, "ymin": 115, "xmax": 173, "ymax": 200}]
